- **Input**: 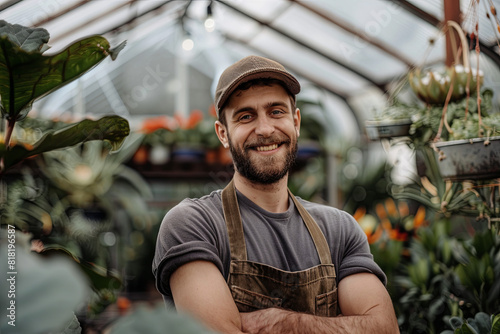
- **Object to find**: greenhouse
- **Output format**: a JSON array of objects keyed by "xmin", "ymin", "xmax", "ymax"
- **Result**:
[{"xmin": 0, "ymin": 0, "xmax": 499, "ymax": 333}]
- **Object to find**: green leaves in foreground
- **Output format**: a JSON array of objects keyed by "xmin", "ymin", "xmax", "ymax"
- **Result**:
[
  {"xmin": 441, "ymin": 312, "xmax": 500, "ymax": 334},
  {"xmin": 0, "ymin": 231, "xmax": 89, "ymax": 334},
  {"xmin": 0, "ymin": 20, "xmax": 126, "ymax": 122},
  {"xmin": 0, "ymin": 115, "xmax": 130, "ymax": 172}
]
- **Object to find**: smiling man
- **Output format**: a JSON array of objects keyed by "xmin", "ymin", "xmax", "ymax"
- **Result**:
[{"xmin": 153, "ymin": 55, "xmax": 399, "ymax": 334}]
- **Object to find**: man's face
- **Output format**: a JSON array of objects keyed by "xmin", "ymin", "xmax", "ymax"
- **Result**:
[{"xmin": 215, "ymin": 83, "xmax": 301, "ymax": 185}]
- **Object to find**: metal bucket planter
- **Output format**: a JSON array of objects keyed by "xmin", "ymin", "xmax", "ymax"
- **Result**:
[
  {"xmin": 365, "ymin": 119, "xmax": 412, "ymax": 140},
  {"xmin": 434, "ymin": 136, "xmax": 500, "ymax": 180}
]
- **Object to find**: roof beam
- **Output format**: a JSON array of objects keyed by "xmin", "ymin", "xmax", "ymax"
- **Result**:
[
  {"xmin": 444, "ymin": 0, "xmax": 462, "ymax": 66},
  {"xmin": 0, "ymin": 0, "xmax": 23, "ymax": 12},
  {"xmin": 290, "ymin": 0, "xmax": 414, "ymax": 68},
  {"xmin": 32, "ymin": 0, "xmax": 90, "ymax": 27},
  {"xmin": 392, "ymin": 0, "xmax": 500, "ymax": 67},
  {"xmin": 222, "ymin": 32, "xmax": 350, "ymax": 101},
  {"xmin": 103, "ymin": 0, "xmax": 179, "ymax": 36},
  {"xmin": 219, "ymin": 34, "xmax": 370, "ymax": 133},
  {"xmin": 215, "ymin": 0, "xmax": 384, "ymax": 91},
  {"xmin": 49, "ymin": 0, "xmax": 135, "ymax": 44}
]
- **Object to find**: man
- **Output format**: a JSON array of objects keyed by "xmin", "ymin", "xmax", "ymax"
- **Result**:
[{"xmin": 153, "ymin": 55, "xmax": 399, "ymax": 334}]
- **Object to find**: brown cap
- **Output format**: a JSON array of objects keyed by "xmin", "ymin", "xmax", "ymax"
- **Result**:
[{"xmin": 215, "ymin": 55, "xmax": 301, "ymax": 117}]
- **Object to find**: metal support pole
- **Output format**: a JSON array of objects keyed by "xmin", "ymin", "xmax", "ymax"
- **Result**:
[{"xmin": 444, "ymin": 0, "xmax": 462, "ymax": 66}]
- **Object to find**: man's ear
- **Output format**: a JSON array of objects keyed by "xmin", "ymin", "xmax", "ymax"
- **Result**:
[
  {"xmin": 215, "ymin": 120, "xmax": 229, "ymax": 148},
  {"xmin": 294, "ymin": 108, "xmax": 301, "ymax": 137}
]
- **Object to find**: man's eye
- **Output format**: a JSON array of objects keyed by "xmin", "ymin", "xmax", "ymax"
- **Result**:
[
  {"xmin": 271, "ymin": 109, "xmax": 285, "ymax": 115},
  {"xmin": 239, "ymin": 114, "xmax": 252, "ymax": 121}
]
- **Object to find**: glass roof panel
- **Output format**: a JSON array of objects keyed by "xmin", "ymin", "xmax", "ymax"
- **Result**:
[
  {"xmin": 407, "ymin": 0, "xmax": 443, "ymax": 19},
  {"xmin": 0, "ymin": 0, "xmax": 82, "ymax": 26},
  {"xmin": 1, "ymin": 0, "xmax": 498, "ymax": 134},
  {"xmin": 223, "ymin": 0, "xmax": 292, "ymax": 22},
  {"xmin": 272, "ymin": 3, "xmax": 409, "ymax": 82},
  {"xmin": 308, "ymin": 0, "xmax": 445, "ymax": 67},
  {"xmin": 249, "ymin": 28, "xmax": 372, "ymax": 94},
  {"xmin": 206, "ymin": 1, "xmax": 262, "ymax": 41}
]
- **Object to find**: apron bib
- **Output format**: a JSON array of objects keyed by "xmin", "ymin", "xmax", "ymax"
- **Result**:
[{"xmin": 221, "ymin": 179, "xmax": 337, "ymax": 316}]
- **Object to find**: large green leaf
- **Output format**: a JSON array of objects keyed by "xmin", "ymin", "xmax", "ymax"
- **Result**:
[
  {"xmin": 109, "ymin": 303, "xmax": 218, "ymax": 334},
  {"xmin": 0, "ymin": 115, "xmax": 130, "ymax": 172},
  {"xmin": 0, "ymin": 20, "xmax": 126, "ymax": 121},
  {"xmin": 0, "ymin": 20, "xmax": 49, "ymax": 52},
  {"xmin": 41, "ymin": 244, "xmax": 122, "ymax": 291},
  {"xmin": 0, "ymin": 230, "xmax": 88, "ymax": 334},
  {"xmin": 492, "ymin": 314, "xmax": 500, "ymax": 334}
]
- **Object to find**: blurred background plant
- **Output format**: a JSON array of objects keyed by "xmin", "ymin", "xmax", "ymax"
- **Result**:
[
  {"xmin": 134, "ymin": 108, "xmax": 222, "ymax": 166},
  {"xmin": 441, "ymin": 312, "xmax": 500, "ymax": 334},
  {"xmin": 0, "ymin": 20, "xmax": 133, "ymax": 333},
  {"xmin": 354, "ymin": 194, "xmax": 500, "ymax": 333}
]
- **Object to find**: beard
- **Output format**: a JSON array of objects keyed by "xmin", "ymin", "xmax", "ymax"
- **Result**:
[{"xmin": 228, "ymin": 134, "xmax": 297, "ymax": 185}]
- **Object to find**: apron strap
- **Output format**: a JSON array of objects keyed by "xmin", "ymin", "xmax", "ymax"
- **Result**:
[
  {"xmin": 221, "ymin": 179, "xmax": 332, "ymax": 265},
  {"xmin": 222, "ymin": 179, "xmax": 248, "ymax": 261},
  {"xmin": 288, "ymin": 189, "xmax": 332, "ymax": 265}
]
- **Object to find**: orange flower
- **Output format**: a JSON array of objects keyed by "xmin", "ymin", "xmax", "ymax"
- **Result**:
[
  {"xmin": 173, "ymin": 110, "xmax": 204, "ymax": 130},
  {"xmin": 375, "ymin": 203, "xmax": 387, "ymax": 220},
  {"xmin": 381, "ymin": 218, "xmax": 392, "ymax": 231},
  {"xmin": 358, "ymin": 214, "xmax": 382, "ymax": 244},
  {"xmin": 352, "ymin": 207, "xmax": 366, "ymax": 221},
  {"xmin": 385, "ymin": 198, "xmax": 398, "ymax": 217},
  {"xmin": 185, "ymin": 110, "xmax": 203, "ymax": 129},
  {"xmin": 174, "ymin": 113, "xmax": 185, "ymax": 129},
  {"xmin": 209, "ymin": 104, "xmax": 217, "ymax": 118},
  {"xmin": 367, "ymin": 226, "xmax": 383, "ymax": 244},
  {"xmin": 141, "ymin": 116, "xmax": 174, "ymax": 133},
  {"xmin": 398, "ymin": 201, "xmax": 410, "ymax": 217},
  {"xmin": 413, "ymin": 206, "xmax": 426, "ymax": 228}
]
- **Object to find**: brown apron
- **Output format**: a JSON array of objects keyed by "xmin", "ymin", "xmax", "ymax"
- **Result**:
[{"xmin": 221, "ymin": 179, "xmax": 337, "ymax": 316}]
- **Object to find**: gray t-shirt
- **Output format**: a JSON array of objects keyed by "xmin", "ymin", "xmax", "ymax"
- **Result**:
[{"xmin": 153, "ymin": 189, "xmax": 386, "ymax": 306}]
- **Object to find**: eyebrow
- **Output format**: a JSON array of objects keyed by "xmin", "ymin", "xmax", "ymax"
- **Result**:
[{"xmin": 265, "ymin": 101, "xmax": 289, "ymax": 109}]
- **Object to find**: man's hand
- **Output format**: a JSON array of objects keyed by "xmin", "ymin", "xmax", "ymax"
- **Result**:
[
  {"xmin": 240, "ymin": 273, "xmax": 399, "ymax": 334},
  {"xmin": 241, "ymin": 308, "xmax": 294, "ymax": 334},
  {"xmin": 172, "ymin": 262, "xmax": 398, "ymax": 334}
]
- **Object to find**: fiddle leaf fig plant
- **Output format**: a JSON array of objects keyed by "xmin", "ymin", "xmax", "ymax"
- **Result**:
[
  {"xmin": 0, "ymin": 19, "xmax": 130, "ymax": 332},
  {"xmin": 0, "ymin": 116, "xmax": 130, "ymax": 170},
  {"xmin": 0, "ymin": 20, "xmax": 128, "ymax": 172}
]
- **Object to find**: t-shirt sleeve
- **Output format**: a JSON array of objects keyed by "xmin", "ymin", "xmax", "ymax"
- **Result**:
[
  {"xmin": 336, "ymin": 212, "xmax": 387, "ymax": 285},
  {"xmin": 152, "ymin": 198, "xmax": 226, "ymax": 298}
]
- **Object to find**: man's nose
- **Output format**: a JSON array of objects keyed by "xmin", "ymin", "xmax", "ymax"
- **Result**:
[{"xmin": 254, "ymin": 116, "xmax": 275, "ymax": 137}]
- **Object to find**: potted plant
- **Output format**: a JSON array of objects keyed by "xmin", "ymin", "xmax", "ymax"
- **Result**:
[
  {"xmin": 0, "ymin": 20, "xmax": 129, "ymax": 333},
  {"xmin": 365, "ymin": 101, "xmax": 422, "ymax": 140},
  {"xmin": 407, "ymin": 21, "xmax": 500, "ymax": 181}
]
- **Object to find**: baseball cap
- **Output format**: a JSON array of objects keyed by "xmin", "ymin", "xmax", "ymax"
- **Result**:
[{"xmin": 214, "ymin": 55, "xmax": 301, "ymax": 117}]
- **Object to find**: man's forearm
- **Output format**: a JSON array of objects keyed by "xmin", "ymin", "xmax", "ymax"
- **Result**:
[{"xmin": 240, "ymin": 308, "xmax": 399, "ymax": 334}]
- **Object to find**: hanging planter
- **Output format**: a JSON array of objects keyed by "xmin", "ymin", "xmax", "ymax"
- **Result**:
[
  {"xmin": 365, "ymin": 119, "xmax": 413, "ymax": 140},
  {"xmin": 365, "ymin": 100, "xmax": 422, "ymax": 141},
  {"xmin": 434, "ymin": 136, "xmax": 500, "ymax": 180}
]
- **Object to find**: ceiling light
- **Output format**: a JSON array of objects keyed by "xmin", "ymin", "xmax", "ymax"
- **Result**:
[{"xmin": 204, "ymin": 2, "xmax": 215, "ymax": 32}]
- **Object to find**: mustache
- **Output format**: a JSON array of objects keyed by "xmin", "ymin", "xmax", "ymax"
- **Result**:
[{"xmin": 244, "ymin": 136, "xmax": 291, "ymax": 149}]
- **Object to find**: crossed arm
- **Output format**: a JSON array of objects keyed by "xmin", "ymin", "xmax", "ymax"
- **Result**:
[{"xmin": 170, "ymin": 260, "xmax": 399, "ymax": 334}]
